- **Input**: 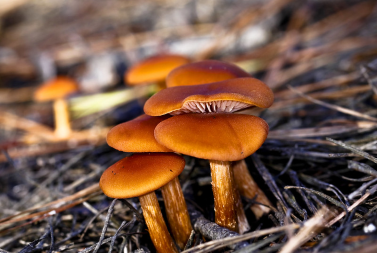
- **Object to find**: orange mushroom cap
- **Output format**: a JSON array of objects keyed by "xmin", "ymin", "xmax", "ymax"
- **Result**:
[
  {"xmin": 155, "ymin": 113, "xmax": 269, "ymax": 161},
  {"xmin": 107, "ymin": 114, "xmax": 172, "ymax": 153},
  {"xmin": 166, "ymin": 60, "xmax": 250, "ymax": 87},
  {"xmin": 34, "ymin": 76, "xmax": 79, "ymax": 101},
  {"xmin": 144, "ymin": 77, "xmax": 274, "ymax": 116},
  {"xmin": 126, "ymin": 54, "xmax": 190, "ymax": 85},
  {"xmin": 100, "ymin": 153, "xmax": 185, "ymax": 198}
]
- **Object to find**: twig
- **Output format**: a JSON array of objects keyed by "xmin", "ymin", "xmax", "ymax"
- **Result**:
[
  {"xmin": 280, "ymin": 206, "xmax": 334, "ymax": 253},
  {"xmin": 193, "ymin": 216, "xmax": 248, "ymax": 250},
  {"xmin": 120, "ymin": 199, "xmax": 144, "ymax": 223},
  {"xmin": 284, "ymin": 186, "xmax": 347, "ymax": 211},
  {"xmin": 327, "ymin": 184, "xmax": 377, "ymax": 227},
  {"xmin": 288, "ymin": 86, "xmax": 377, "ymax": 122},
  {"xmin": 93, "ymin": 199, "xmax": 117, "ymax": 253},
  {"xmin": 327, "ymin": 138, "xmax": 377, "ymax": 164},
  {"xmin": 348, "ymin": 178, "xmax": 377, "ymax": 200},
  {"xmin": 109, "ymin": 217, "xmax": 136, "ymax": 253},
  {"xmin": 348, "ymin": 160, "xmax": 377, "ymax": 177},
  {"xmin": 182, "ymin": 223, "xmax": 300, "ymax": 253}
]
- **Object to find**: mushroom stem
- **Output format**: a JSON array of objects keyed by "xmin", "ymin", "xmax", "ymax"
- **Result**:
[
  {"xmin": 233, "ymin": 159, "xmax": 271, "ymax": 219},
  {"xmin": 53, "ymin": 98, "xmax": 72, "ymax": 139},
  {"xmin": 233, "ymin": 182, "xmax": 250, "ymax": 234},
  {"xmin": 209, "ymin": 160, "xmax": 238, "ymax": 232},
  {"xmin": 161, "ymin": 177, "xmax": 193, "ymax": 249},
  {"xmin": 139, "ymin": 191, "xmax": 178, "ymax": 253}
]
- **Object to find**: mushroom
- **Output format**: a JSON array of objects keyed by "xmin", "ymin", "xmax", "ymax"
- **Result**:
[
  {"xmin": 144, "ymin": 77, "xmax": 274, "ymax": 116},
  {"xmin": 145, "ymin": 75, "xmax": 274, "ymax": 231},
  {"xmin": 166, "ymin": 60, "xmax": 250, "ymax": 87},
  {"xmin": 164, "ymin": 61, "xmax": 272, "ymax": 218},
  {"xmin": 34, "ymin": 76, "xmax": 79, "ymax": 139},
  {"xmin": 154, "ymin": 113, "xmax": 269, "ymax": 232},
  {"xmin": 125, "ymin": 54, "xmax": 190, "ymax": 89},
  {"xmin": 100, "ymin": 153, "xmax": 184, "ymax": 253},
  {"xmin": 107, "ymin": 114, "xmax": 193, "ymax": 249}
]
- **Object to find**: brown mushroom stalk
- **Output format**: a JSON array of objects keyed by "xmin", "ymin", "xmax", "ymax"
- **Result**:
[
  {"xmin": 161, "ymin": 177, "xmax": 193, "ymax": 249},
  {"xmin": 209, "ymin": 160, "xmax": 249, "ymax": 233},
  {"xmin": 233, "ymin": 159, "xmax": 271, "ymax": 218},
  {"xmin": 53, "ymin": 98, "xmax": 72, "ymax": 139},
  {"xmin": 232, "ymin": 174, "xmax": 251, "ymax": 234},
  {"xmin": 210, "ymin": 160, "xmax": 238, "ymax": 232},
  {"xmin": 139, "ymin": 191, "xmax": 179, "ymax": 253}
]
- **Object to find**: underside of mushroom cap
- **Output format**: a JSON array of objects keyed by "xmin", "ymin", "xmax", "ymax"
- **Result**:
[
  {"xmin": 144, "ymin": 77, "xmax": 274, "ymax": 116},
  {"xmin": 107, "ymin": 114, "xmax": 172, "ymax": 152},
  {"xmin": 166, "ymin": 60, "xmax": 250, "ymax": 87},
  {"xmin": 126, "ymin": 54, "xmax": 190, "ymax": 85},
  {"xmin": 155, "ymin": 113, "xmax": 269, "ymax": 161},
  {"xmin": 100, "ymin": 153, "xmax": 185, "ymax": 198}
]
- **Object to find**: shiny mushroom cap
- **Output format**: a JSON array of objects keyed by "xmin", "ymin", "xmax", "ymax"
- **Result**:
[
  {"xmin": 126, "ymin": 54, "xmax": 190, "ymax": 85},
  {"xmin": 155, "ymin": 113, "xmax": 269, "ymax": 161},
  {"xmin": 107, "ymin": 114, "xmax": 172, "ymax": 153},
  {"xmin": 34, "ymin": 77, "xmax": 79, "ymax": 101},
  {"xmin": 166, "ymin": 60, "xmax": 250, "ymax": 87},
  {"xmin": 144, "ymin": 77, "xmax": 274, "ymax": 116},
  {"xmin": 100, "ymin": 153, "xmax": 185, "ymax": 198}
]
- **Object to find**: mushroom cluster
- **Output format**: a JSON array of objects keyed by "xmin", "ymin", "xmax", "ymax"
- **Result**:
[
  {"xmin": 165, "ymin": 60, "xmax": 273, "ymax": 219},
  {"xmin": 144, "ymin": 60, "xmax": 274, "ymax": 233},
  {"xmin": 99, "ymin": 58, "xmax": 274, "ymax": 252}
]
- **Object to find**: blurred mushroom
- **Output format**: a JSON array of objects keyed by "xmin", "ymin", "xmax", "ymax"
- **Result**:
[
  {"xmin": 34, "ymin": 76, "xmax": 78, "ymax": 139},
  {"xmin": 125, "ymin": 54, "xmax": 190, "ymax": 89},
  {"xmin": 166, "ymin": 60, "xmax": 250, "ymax": 87}
]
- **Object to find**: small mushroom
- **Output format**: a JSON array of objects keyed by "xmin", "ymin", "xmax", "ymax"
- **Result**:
[
  {"xmin": 107, "ymin": 114, "xmax": 193, "ymax": 249},
  {"xmin": 126, "ymin": 54, "xmax": 190, "ymax": 89},
  {"xmin": 155, "ymin": 113, "xmax": 269, "ymax": 232},
  {"xmin": 34, "ymin": 76, "xmax": 78, "ymax": 139},
  {"xmin": 100, "ymin": 153, "xmax": 184, "ymax": 253},
  {"xmin": 166, "ymin": 60, "xmax": 250, "ymax": 87}
]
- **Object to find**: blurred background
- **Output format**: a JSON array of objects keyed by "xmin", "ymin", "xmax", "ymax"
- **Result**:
[{"xmin": 2, "ymin": 0, "xmax": 377, "ymax": 252}]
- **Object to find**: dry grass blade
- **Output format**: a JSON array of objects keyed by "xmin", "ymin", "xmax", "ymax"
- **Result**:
[
  {"xmin": 0, "ymin": 183, "xmax": 101, "ymax": 227},
  {"xmin": 272, "ymin": 85, "xmax": 372, "ymax": 109},
  {"xmin": 274, "ymin": 72, "xmax": 359, "ymax": 100},
  {"xmin": 301, "ymin": 0, "xmax": 377, "ymax": 42},
  {"xmin": 327, "ymin": 138, "xmax": 377, "ymax": 164},
  {"xmin": 288, "ymin": 86, "xmax": 377, "ymax": 122},
  {"xmin": 181, "ymin": 223, "xmax": 300, "ymax": 253},
  {"xmin": 327, "ymin": 184, "xmax": 377, "ymax": 227},
  {"xmin": 0, "ymin": 111, "xmax": 55, "ymax": 140},
  {"xmin": 280, "ymin": 206, "xmax": 335, "ymax": 253},
  {"xmin": 268, "ymin": 122, "xmax": 377, "ymax": 139},
  {"xmin": 0, "ymin": 128, "xmax": 109, "ymax": 161}
]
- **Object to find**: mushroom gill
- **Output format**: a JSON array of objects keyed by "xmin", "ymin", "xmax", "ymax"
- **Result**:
[{"xmin": 170, "ymin": 100, "xmax": 252, "ymax": 115}]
